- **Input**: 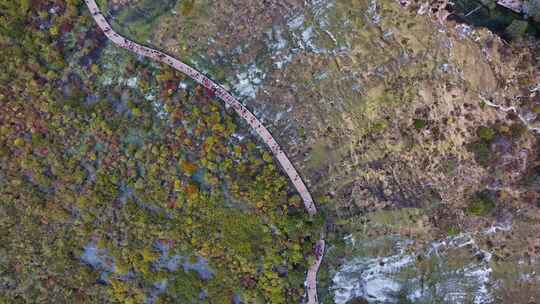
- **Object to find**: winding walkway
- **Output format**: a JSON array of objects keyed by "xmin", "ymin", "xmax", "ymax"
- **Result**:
[{"xmin": 83, "ymin": 0, "xmax": 325, "ymax": 302}]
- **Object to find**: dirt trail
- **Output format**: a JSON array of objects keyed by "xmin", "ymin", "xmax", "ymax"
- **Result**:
[{"xmin": 83, "ymin": 0, "xmax": 325, "ymax": 302}]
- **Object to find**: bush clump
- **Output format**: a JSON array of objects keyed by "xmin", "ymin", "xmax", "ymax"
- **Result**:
[
  {"xmin": 413, "ymin": 119, "xmax": 427, "ymax": 130},
  {"xmin": 465, "ymin": 191, "xmax": 496, "ymax": 216},
  {"xmin": 477, "ymin": 126, "xmax": 496, "ymax": 141},
  {"xmin": 468, "ymin": 141, "xmax": 491, "ymax": 166},
  {"xmin": 467, "ymin": 125, "xmax": 498, "ymax": 167}
]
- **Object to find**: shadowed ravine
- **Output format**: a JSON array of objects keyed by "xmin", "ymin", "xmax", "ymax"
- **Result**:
[{"xmin": 83, "ymin": 0, "xmax": 325, "ymax": 302}]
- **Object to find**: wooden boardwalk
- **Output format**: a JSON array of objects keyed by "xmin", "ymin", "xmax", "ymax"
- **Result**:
[{"xmin": 83, "ymin": 0, "xmax": 325, "ymax": 302}]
